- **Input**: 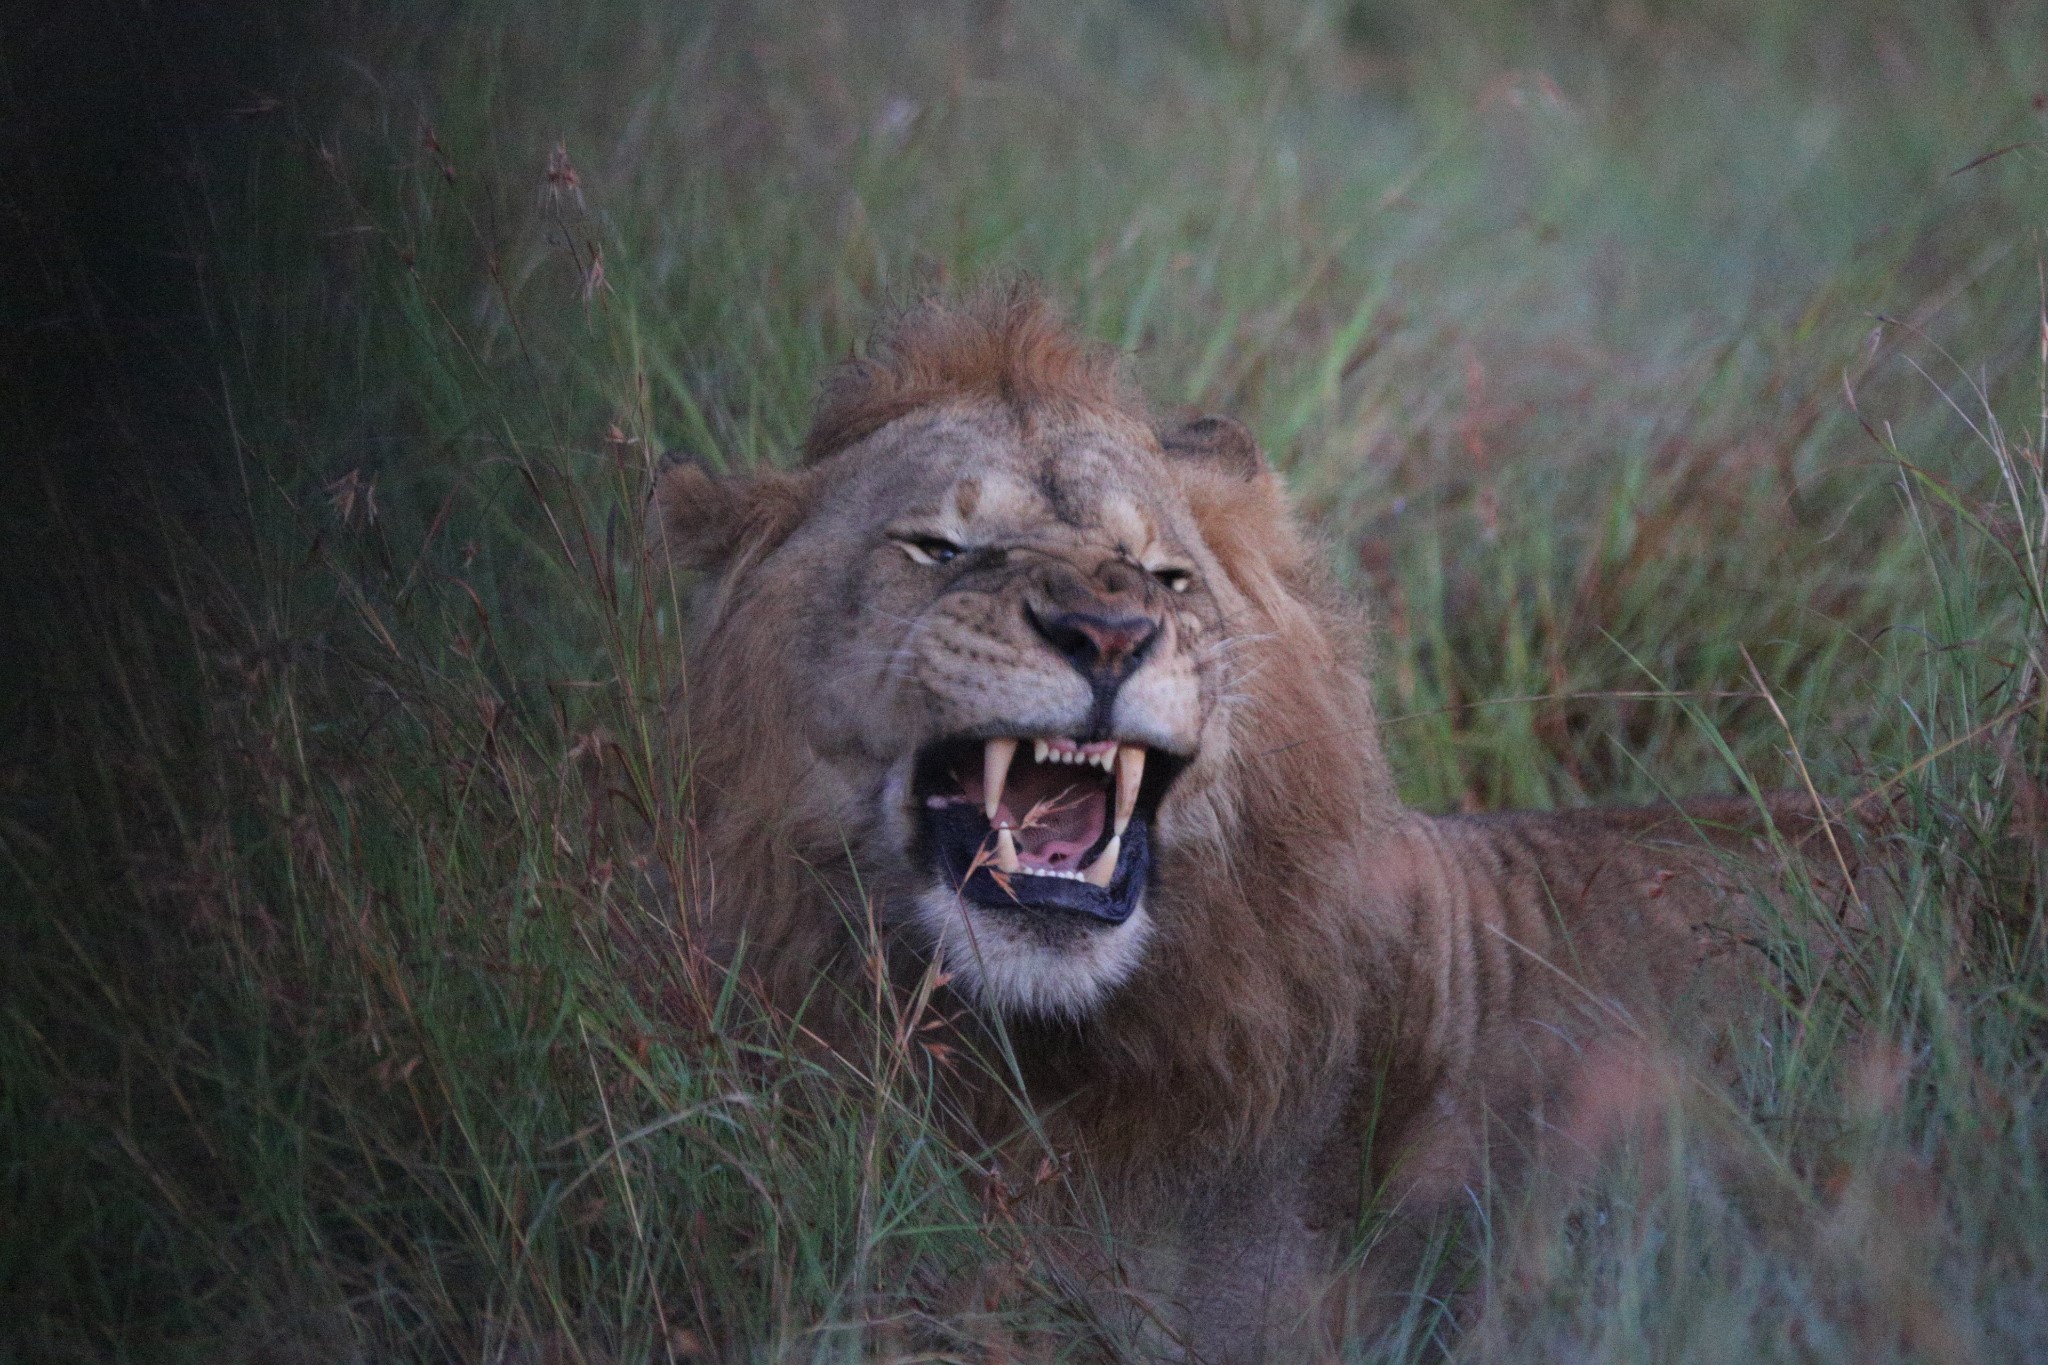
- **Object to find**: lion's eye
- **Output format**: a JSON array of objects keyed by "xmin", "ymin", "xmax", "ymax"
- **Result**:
[
  {"xmin": 896, "ymin": 535, "xmax": 962, "ymax": 566},
  {"xmin": 1152, "ymin": 567, "xmax": 1193, "ymax": 593}
]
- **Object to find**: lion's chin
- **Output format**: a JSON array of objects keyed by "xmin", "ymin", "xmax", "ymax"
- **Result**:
[
  {"xmin": 912, "ymin": 885, "xmax": 1154, "ymax": 1020},
  {"xmin": 898, "ymin": 732, "xmax": 1186, "ymax": 1017}
]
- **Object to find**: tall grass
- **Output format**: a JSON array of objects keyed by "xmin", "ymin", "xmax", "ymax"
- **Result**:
[{"xmin": 3, "ymin": 0, "xmax": 2044, "ymax": 1359}]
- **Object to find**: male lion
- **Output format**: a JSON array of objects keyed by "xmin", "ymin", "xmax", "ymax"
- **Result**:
[{"xmin": 647, "ymin": 286, "xmax": 1851, "ymax": 1359}]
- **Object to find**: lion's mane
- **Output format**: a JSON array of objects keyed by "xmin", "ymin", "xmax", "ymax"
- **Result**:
[{"xmin": 658, "ymin": 287, "xmax": 1421, "ymax": 1182}]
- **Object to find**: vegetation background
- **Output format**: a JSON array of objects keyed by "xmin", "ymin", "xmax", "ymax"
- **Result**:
[{"xmin": 2, "ymin": 0, "xmax": 2043, "ymax": 1359}]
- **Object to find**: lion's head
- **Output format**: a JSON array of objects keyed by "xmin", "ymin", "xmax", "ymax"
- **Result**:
[{"xmin": 650, "ymin": 287, "xmax": 1402, "ymax": 1065}]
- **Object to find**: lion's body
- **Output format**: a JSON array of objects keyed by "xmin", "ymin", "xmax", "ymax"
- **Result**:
[{"xmin": 649, "ymin": 288, "xmax": 1849, "ymax": 1358}]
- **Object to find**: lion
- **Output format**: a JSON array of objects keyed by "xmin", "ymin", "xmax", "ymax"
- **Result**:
[{"xmin": 646, "ymin": 285, "xmax": 1857, "ymax": 1359}]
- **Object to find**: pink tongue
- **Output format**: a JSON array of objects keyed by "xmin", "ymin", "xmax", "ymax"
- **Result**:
[{"xmin": 958, "ymin": 763, "xmax": 1109, "ymax": 870}]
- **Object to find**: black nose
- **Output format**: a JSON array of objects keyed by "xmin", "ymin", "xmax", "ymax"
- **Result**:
[{"xmin": 1029, "ymin": 607, "xmax": 1159, "ymax": 685}]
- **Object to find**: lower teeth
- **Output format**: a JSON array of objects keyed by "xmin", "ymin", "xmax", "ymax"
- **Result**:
[{"xmin": 1007, "ymin": 854, "xmax": 1116, "ymax": 885}]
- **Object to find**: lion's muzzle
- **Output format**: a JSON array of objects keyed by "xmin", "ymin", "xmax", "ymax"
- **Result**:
[
  {"xmin": 1020, "ymin": 554, "xmax": 1171, "ymax": 730},
  {"xmin": 898, "ymin": 548, "xmax": 1198, "ymax": 940}
]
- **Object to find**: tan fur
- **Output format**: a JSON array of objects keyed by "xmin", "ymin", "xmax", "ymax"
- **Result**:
[
  {"xmin": 803, "ymin": 281, "xmax": 1137, "ymax": 463},
  {"xmin": 647, "ymin": 288, "xmax": 1857, "ymax": 1359}
]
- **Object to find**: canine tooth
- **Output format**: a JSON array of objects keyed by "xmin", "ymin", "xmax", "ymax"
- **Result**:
[
  {"xmin": 1114, "ymin": 745, "xmax": 1146, "ymax": 835},
  {"xmin": 995, "ymin": 827, "xmax": 1021, "ymax": 873},
  {"xmin": 1033, "ymin": 739, "xmax": 1049, "ymax": 765},
  {"xmin": 984, "ymin": 738, "xmax": 1017, "ymax": 823},
  {"xmin": 1083, "ymin": 834, "xmax": 1121, "ymax": 888}
]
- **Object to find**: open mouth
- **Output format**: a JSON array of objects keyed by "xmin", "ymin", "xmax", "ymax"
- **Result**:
[{"xmin": 914, "ymin": 735, "xmax": 1186, "ymax": 924}]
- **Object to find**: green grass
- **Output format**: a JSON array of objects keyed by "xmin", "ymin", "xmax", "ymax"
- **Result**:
[{"xmin": 3, "ymin": 0, "xmax": 2045, "ymax": 1359}]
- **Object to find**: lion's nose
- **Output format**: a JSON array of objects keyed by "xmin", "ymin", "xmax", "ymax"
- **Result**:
[{"xmin": 1028, "ymin": 606, "xmax": 1159, "ymax": 685}]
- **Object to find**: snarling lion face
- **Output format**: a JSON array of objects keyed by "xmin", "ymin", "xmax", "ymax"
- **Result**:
[
  {"xmin": 648, "ymin": 290, "xmax": 1378, "ymax": 1030},
  {"xmin": 810, "ymin": 402, "xmax": 1236, "ymax": 1017},
  {"xmin": 656, "ymin": 391, "xmax": 1267, "ymax": 1019}
]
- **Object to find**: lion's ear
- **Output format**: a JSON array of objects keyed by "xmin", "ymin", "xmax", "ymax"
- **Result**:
[
  {"xmin": 1160, "ymin": 415, "xmax": 1307, "ymax": 586},
  {"xmin": 1157, "ymin": 414, "xmax": 1268, "ymax": 480},
  {"xmin": 647, "ymin": 455, "xmax": 813, "ymax": 573}
]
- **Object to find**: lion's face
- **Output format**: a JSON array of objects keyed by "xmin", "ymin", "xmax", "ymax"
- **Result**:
[
  {"xmin": 799, "ymin": 403, "xmax": 1237, "ymax": 1018},
  {"xmin": 660, "ymin": 399, "xmax": 1256, "ymax": 1019}
]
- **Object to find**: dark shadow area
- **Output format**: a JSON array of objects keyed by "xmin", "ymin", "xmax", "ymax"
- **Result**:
[{"xmin": 0, "ymin": 0, "xmax": 309, "ymax": 579}]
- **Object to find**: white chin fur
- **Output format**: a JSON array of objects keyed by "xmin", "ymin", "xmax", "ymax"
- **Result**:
[{"xmin": 913, "ymin": 885, "xmax": 1152, "ymax": 1021}]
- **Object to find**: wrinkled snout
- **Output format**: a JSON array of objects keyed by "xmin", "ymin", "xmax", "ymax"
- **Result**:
[{"xmin": 1023, "ymin": 556, "xmax": 1163, "ymax": 690}]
